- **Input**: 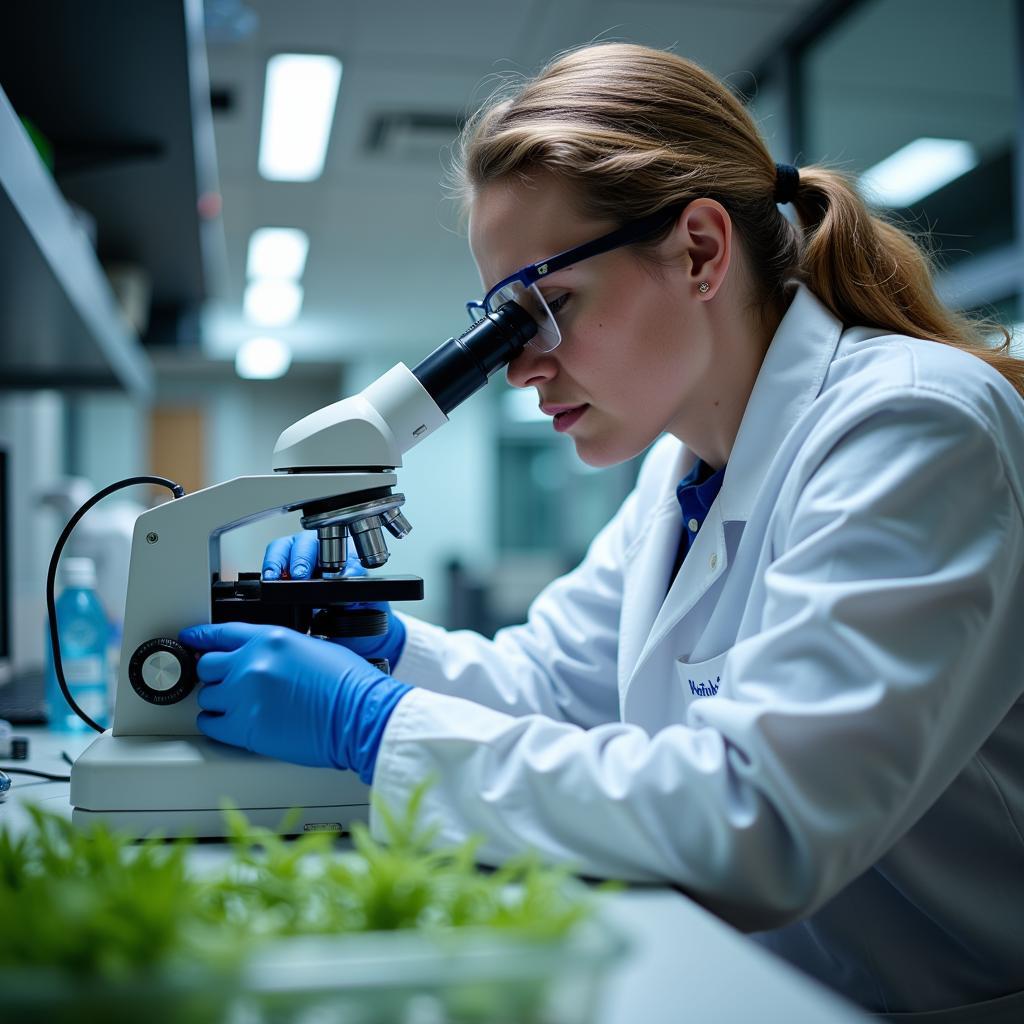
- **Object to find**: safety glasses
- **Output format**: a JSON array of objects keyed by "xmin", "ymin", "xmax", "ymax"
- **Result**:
[{"xmin": 466, "ymin": 203, "xmax": 686, "ymax": 352}]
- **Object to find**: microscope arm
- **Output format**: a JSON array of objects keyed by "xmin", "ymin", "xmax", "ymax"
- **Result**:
[
  {"xmin": 115, "ymin": 471, "xmax": 396, "ymax": 736},
  {"xmin": 272, "ymin": 364, "xmax": 446, "ymax": 473}
]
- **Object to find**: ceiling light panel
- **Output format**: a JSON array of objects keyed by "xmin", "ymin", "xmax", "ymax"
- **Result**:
[
  {"xmin": 236, "ymin": 337, "xmax": 293, "ymax": 379},
  {"xmin": 859, "ymin": 138, "xmax": 979, "ymax": 208},
  {"xmin": 258, "ymin": 53, "xmax": 342, "ymax": 182},
  {"xmin": 247, "ymin": 227, "xmax": 310, "ymax": 280},
  {"xmin": 244, "ymin": 279, "xmax": 303, "ymax": 326}
]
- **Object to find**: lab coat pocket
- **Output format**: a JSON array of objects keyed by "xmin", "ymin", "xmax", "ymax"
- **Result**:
[{"xmin": 675, "ymin": 651, "xmax": 729, "ymax": 703}]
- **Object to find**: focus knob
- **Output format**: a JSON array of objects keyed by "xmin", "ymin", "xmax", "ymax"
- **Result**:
[{"xmin": 128, "ymin": 638, "xmax": 197, "ymax": 705}]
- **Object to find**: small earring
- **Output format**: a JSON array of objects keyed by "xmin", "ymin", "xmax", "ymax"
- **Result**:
[{"xmin": 698, "ymin": 281, "xmax": 710, "ymax": 294}]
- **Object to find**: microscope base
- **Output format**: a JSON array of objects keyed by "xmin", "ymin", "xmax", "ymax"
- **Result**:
[
  {"xmin": 70, "ymin": 731, "xmax": 371, "ymax": 838},
  {"xmin": 71, "ymin": 803, "xmax": 369, "ymax": 838}
]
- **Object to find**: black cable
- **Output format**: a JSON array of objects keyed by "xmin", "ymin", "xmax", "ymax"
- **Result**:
[
  {"xmin": 0, "ymin": 767, "xmax": 71, "ymax": 781},
  {"xmin": 61, "ymin": 750, "xmax": 74, "ymax": 767},
  {"xmin": 46, "ymin": 476, "xmax": 186, "ymax": 733}
]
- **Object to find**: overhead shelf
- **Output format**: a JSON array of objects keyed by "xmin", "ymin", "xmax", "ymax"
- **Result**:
[
  {"xmin": 0, "ymin": 86, "xmax": 153, "ymax": 396},
  {"xmin": 0, "ymin": 0, "xmax": 225, "ymax": 392}
]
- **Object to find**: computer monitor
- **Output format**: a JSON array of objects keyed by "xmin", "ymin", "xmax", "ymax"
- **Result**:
[{"xmin": 0, "ymin": 447, "xmax": 10, "ymax": 686}]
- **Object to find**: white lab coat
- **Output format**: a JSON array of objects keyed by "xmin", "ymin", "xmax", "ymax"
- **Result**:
[{"xmin": 371, "ymin": 282, "xmax": 1024, "ymax": 1018}]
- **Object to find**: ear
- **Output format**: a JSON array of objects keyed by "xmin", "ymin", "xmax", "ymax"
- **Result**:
[{"xmin": 659, "ymin": 199, "xmax": 732, "ymax": 300}]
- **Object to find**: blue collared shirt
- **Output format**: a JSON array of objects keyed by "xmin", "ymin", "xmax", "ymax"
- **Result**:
[{"xmin": 672, "ymin": 458, "xmax": 726, "ymax": 580}]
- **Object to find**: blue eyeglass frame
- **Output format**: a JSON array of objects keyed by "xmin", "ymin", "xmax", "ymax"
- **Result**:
[{"xmin": 465, "ymin": 202, "xmax": 686, "ymax": 324}]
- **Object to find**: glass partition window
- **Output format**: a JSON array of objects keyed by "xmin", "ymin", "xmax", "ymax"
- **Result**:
[
  {"xmin": 803, "ymin": 0, "xmax": 1017, "ymax": 273},
  {"xmin": 493, "ymin": 384, "xmax": 640, "ymax": 560}
]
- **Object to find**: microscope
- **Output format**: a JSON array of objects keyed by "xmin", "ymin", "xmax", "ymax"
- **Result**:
[{"xmin": 68, "ymin": 302, "xmax": 537, "ymax": 837}]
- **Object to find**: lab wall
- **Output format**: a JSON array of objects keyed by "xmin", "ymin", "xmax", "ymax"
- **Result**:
[
  {"xmin": 0, "ymin": 389, "xmax": 152, "ymax": 671},
  {"xmin": 0, "ymin": 392, "xmax": 66, "ymax": 671},
  {"xmin": 72, "ymin": 392, "xmax": 148, "ymax": 489}
]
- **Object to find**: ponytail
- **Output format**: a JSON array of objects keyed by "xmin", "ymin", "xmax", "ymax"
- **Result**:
[{"xmin": 790, "ymin": 165, "xmax": 1022, "ymax": 395}]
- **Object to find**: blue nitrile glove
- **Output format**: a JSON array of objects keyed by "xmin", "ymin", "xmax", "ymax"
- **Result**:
[
  {"xmin": 261, "ymin": 535, "xmax": 406, "ymax": 669},
  {"xmin": 334, "ymin": 549, "xmax": 408, "ymax": 669},
  {"xmin": 179, "ymin": 622, "xmax": 411, "ymax": 784},
  {"xmin": 262, "ymin": 531, "xmax": 319, "ymax": 580}
]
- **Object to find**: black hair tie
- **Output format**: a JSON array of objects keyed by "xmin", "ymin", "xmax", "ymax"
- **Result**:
[{"xmin": 774, "ymin": 162, "xmax": 800, "ymax": 204}]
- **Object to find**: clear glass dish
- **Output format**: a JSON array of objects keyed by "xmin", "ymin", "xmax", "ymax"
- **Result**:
[
  {"xmin": 0, "ymin": 916, "xmax": 628, "ymax": 1024},
  {"xmin": 0, "ymin": 963, "xmax": 239, "ymax": 1024},
  {"xmin": 243, "ymin": 917, "xmax": 628, "ymax": 1024}
]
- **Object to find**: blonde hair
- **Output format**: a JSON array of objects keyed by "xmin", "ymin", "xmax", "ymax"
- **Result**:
[{"xmin": 451, "ymin": 43, "xmax": 1023, "ymax": 395}]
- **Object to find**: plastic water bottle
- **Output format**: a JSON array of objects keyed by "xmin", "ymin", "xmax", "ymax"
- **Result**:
[{"xmin": 45, "ymin": 557, "xmax": 110, "ymax": 732}]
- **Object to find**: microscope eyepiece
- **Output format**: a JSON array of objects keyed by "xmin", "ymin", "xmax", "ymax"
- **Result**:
[{"xmin": 412, "ymin": 301, "xmax": 538, "ymax": 415}]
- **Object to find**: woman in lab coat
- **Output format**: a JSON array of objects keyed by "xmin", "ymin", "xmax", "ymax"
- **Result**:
[{"xmin": 184, "ymin": 43, "xmax": 1024, "ymax": 1019}]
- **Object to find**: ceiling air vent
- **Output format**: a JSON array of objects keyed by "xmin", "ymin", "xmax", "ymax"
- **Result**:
[{"xmin": 365, "ymin": 112, "xmax": 464, "ymax": 160}]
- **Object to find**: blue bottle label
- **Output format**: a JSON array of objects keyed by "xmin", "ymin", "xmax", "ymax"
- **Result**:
[{"xmin": 63, "ymin": 656, "xmax": 105, "ymax": 684}]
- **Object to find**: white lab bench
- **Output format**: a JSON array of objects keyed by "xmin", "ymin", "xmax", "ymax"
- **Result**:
[{"xmin": 1, "ymin": 726, "xmax": 871, "ymax": 1024}]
